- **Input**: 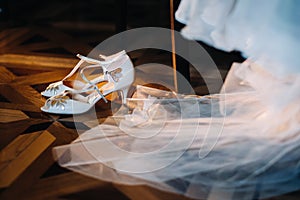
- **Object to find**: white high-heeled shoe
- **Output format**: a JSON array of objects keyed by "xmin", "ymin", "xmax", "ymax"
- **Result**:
[
  {"xmin": 41, "ymin": 50, "xmax": 126, "ymax": 97},
  {"xmin": 41, "ymin": 53, "xmax": 134, "ymax": 114}
]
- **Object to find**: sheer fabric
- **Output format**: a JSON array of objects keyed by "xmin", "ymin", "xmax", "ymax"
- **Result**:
[
  {"xmin": 53, "ymin": 0, "xmax": 300, "ymax": 199},
  {"xmin": 176, "ymin": 0, "xmax": 300, "ymax": 76},
  {"xmin": 54, "ymin": 62, "xmax": 300, "ymax": 199}
]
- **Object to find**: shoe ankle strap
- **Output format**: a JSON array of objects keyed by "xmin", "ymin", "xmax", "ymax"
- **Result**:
[
  {"xmin": 99, "ymin": 50, "xmax": 126, "ymax": 60},
  {"xmin": 77, "ymin": 50, "xmax": 125, "ymax": 65},
  {"xmin": 79, "ymin": 53, "xmax": 128, "ymax": 83},
  {"xmin": 79, "ymin": 64, "xmax": 104, "ymax": 84},
  {"xmin": 63, "ymin": 51, "xmax": 126, "ymax": 81},
  {"xmin": 78, "ymin": 65, "xmax": 108, "ymax": 103},
  {"xmin": 76, "ymin": 54, "xmax": 103, "ymax": 64}
]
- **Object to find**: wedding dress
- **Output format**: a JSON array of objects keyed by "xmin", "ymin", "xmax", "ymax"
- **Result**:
[{"xmin": 53, "ymin": 0, "xmax": 300, "ymax": 199}]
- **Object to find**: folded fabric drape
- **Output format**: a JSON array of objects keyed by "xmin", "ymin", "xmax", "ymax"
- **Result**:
[
  {"xmin": 176, "ymin": 0, "xmax": 300, "ymax": 77},
  {"xmin": 54, "ymin": 62, "xmax": 300, "ymax": 199}
]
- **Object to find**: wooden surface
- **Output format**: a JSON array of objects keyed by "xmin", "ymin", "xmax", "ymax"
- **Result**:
[
  {"xmin": 0, "ymin": 25, "xmax": 299, "ymax": 200},
  {"xmin": 0, "ymin": 26, "xmax": 128, "ymax": 200}
]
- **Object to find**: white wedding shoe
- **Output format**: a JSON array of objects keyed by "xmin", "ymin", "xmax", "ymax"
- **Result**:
[
  {"xmin": 41, "ymin": 53, "xmax": 134, "ymax": 114},
  {"xmin": 41, "ymin": 50, "xmax": 126, "ymax": 97}
]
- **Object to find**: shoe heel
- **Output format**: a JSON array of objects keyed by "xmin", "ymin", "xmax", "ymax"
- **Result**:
[{"xmin": 120, "ymin": 86, "xmax": 130, "ymax": 104}]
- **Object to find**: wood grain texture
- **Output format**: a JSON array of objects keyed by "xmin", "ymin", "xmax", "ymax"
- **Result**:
[
  {"xmin": 115, "ymin": 184, "xmax": 192, "ymax": 200},
  {"xmin": 24, "ymin": 172, "xmax": 114, "ymax": 199},
  {"xmin": 0, "ymin": 131, "xmax": 55, "ymax": 188},
  {"xmin": 0, "ymin": 54, "xmax": 77, "ymax": 68},
  {"xmin": 0, "ymin": 108, "xmax": 29, "ymax": 123}
]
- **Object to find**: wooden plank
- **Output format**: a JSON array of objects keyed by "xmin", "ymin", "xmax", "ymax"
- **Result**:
[
  {"xmin": 115, "ymin": 184, "xmax": 192, "ymax": 200},
  {"xmin": 11, "ymin": 84, "xmax": 47, "ymax": 108},
  {"xmin": 0, "ymin": 108, "xmax": 29, "ymax": 123},
  {"xmin": 0, "ymin": 54, "xmax": 78, "ymax": 68},
  {"xmin": 0, "ymin": 66, "xmax": 15, "ymax": 83},
  {"xmin": 7, "ymin": 31, "xmax": 36, "ymax": 50},
  {"xmin": 0, "ymin": 84, "xmax": 33, "ymax": 104},
  {"xmin": 0, "ymin": 102, "xmax": 41, "ymax": 112},
  {"xmin": 37, "ymin": 27, "xmax": 92, "ymax": 55},
  {"xmin": 25, "ymin": 172, "xmax": 111, "ymax": 199},
  {"xmin": 0, "ymin": 28, "xmax": 30, "ymax": 49},
  {"xmin": 0, "ymin": 62, "xmax": 72, "ymax": 71},
  {"xmin": 13, "ymin": 42, "xmax": 58, "ymax": 53},
  {"xmin": 12, "ymin": 70, "xmax": 68, "ymax": 85},
  {"xmin": 0, "ymin": 118, "xmax": 51, "ymax": 150},
  {"xmin": 0, "ymin": 131, "xmax": 55, "ymax": 188},
  {"xmin": 46, "ymin": 121, "xmax": 78, "ymax": 145},
  {"xmin": 8, "ymin": 31, "xmax": 38, "ymax": 49},
  {"xmin": 0, "ymin": 135, "xmax": 56, "ymax": 199},
  {"xmin": 0, "ymin": 131, "xmax": 41, "ymax": 168}
]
